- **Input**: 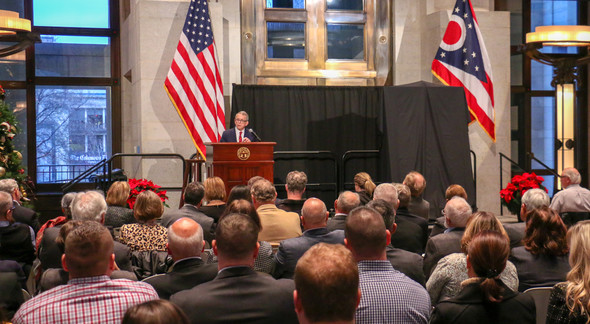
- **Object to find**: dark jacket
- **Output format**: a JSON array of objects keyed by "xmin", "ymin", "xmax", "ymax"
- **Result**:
[
  {"xmin": 503, "ymin": 222, "xmax": 525, "ymax": 249},
  {"xmin": 0, "ymin": 223, "xmax": 34, "ymax": 265},
  {"xmin": 424, "ymin": 228, "xmax": 465, "ymax": 279},
  {"xmin": 219, "ymin": 127, "xmax": 259, "ymax": 142},
  {"xmin": 13, "ymin": 204, "xmax": 40, "ymax": 234},
  {"xmin": 392, "ymin": 213, "xmax": 427, "ymax": 254},
  {"xmin": 326, "ymin": 214, "xmax": 347, "ymax": 232},
  {"xmin": 275, "ymin": 198, "xmax": 306, "ymax": 215},
  {"xmin": 104, "ymin": 206, "xmax": 135, "ymax": 228},
  {"xmin": 161, "ymin": 205, "xmax": 216, "ymax": 244},
  {"xmin": 386, "ymin": 244, "xmax": 425, "ymax": 286},
  {"xmin": 509, "ymin": 246, "xmax": 570, "ymax": 292},
  {"xmin": 143, "ymin": 257, "xmax": 218, "ymax": 299},
  {"xmin": 430, "ymin": 280, "xmax": 535, "ymax": 324}
]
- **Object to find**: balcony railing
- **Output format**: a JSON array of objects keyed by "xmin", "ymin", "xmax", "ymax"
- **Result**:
[{"xmin": 37, "ymin": 164, "xmax": 95, "ymax": 183}]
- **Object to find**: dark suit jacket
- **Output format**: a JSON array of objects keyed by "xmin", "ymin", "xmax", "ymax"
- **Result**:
[
  {"xmin": 276, "ymin": 199, "xmax": 306, "ymax": 215},
  {"xmin": 171, "ymin": 266, "xmax": 298, "ymax": 324},
  {"xmin": 423, "ymin": 228, "xmax": 465, "ymax": 279},
  {"xmin": 219, "ymin": 127, "xmax": 259, "ymax": 142},
  {"xmin": 429, "ymin": 216, "xmax": 446, "ymax": 238},
  {"xmin": 273, "ymin": 228, "xmax": 345, "ymax": 279},
  {"xmin": 142, "ymin": 257, "xmax": 218, "ymax": 299},
  {"xmin": 509, "ymin": 246, "xmax": 570, "ymax": 292},
  {"xmin": 503, "ymin": 222, "xmax": 525, "ymax": 248},
  {"xmin": 430, "ymin": 281, "xmax": 535, "ymax": 324},
  {"xmin": 160, "ymin": 205, "xmax": 216, "ymax": 244},
  {"xmin": 326, "ymin": 214, "xmax": 347, "ymax": 232},
  {"xmin": 39, "ymin": 226, "xmax": 132, "ymax": 271},
  {"xmin": 408, "ymin": 196, "xmax": 430, "ymax": 221},
  {"xmin": 392, "ymin": 216, "xmax": 425, "ymax": 255},
  {"xmin": 0, "ymin": 272, "xmax": 24, "ymax": 319},
  {"xmin": 0, "ymin": 222, "xmax": 35, "ymax": 265},
  {"xmin": 386, "ymin": 244, "xmax": 425, "ymax": 286},
  {"xmin": 13, "ymin": 204, "xmax": 39, "ymax": 234}
]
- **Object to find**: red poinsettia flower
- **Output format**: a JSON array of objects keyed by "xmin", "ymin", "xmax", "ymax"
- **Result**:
[
  {"xmin": 126, "ymin": 178, "xmax": 169, "ymax": 209},
  {"xmin": 500, "ymin": 172, "xmax": 547, "ymax": 216}
]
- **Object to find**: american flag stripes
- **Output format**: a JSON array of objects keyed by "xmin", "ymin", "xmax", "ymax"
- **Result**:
[
  {"xmin": 431, "ymin": 0, "xmax": 495, "ymax": 141},
  {"xmin": 165, "ymin": 0, "xmax": 226, "ymax": 157}
]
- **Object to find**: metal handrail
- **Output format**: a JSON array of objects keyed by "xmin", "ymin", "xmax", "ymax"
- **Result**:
[
  {"xmin": 470, "ymin": 150, "xmax": 477, "ymax": 208},
  {"xmin": 341, "ymin": 150, "xmax": 380, "ymax": 192},
  {"xmin": 527, "ymin": 152, "xmax": 561, "ymax": 178},
  {"xmin": 61, "ymin": 159, "xmax": 107, "ymax": 192}
]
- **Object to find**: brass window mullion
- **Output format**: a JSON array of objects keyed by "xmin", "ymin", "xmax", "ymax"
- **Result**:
[{"xmin": 307, "ymin": 0, "xmax": 324, "ymax": 70}]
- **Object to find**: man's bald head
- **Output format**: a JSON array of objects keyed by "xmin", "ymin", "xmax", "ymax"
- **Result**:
[
  {"xmin": 167, "ymin": 217, "xmax": 204, "ymax": 260},
  {"xmin": 301, "ymin": 198, "xmax": 328, "ymax": 229}
]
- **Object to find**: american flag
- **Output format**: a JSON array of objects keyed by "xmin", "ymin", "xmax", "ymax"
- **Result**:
[
  {"xmin": 165, "ymin": 0, "xmax": 226, "ymax": 157},
  {"xmin": 431, "ymin": 0, "xmax": 495, "ymax": 141}
]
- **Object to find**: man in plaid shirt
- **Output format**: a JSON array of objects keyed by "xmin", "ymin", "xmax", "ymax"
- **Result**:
[{"xmin": 13, "ymin": 221, "xmax": 158, "ymax": 323}]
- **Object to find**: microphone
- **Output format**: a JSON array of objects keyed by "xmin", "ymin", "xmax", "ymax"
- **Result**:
[{"xmin": 249, "ymin": 128, "xmax": 262, "ymax": 142}]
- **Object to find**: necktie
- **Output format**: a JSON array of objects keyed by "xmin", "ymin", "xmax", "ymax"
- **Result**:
[{"xmin": 239, "ymin": 131, "xmax": 243, "ymax": 142}]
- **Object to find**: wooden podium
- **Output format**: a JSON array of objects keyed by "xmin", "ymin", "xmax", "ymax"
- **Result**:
[{"xmin": 205, "ymin": 142, "xmax": 276, "ymax": 195}]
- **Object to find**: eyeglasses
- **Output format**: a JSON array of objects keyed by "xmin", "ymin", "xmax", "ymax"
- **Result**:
[{"xmin": 235, "ymin": 119, "xmax": 248, "ymax": 123}]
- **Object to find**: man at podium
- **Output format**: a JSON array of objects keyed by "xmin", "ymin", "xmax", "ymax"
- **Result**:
[{"xmin": 220, "ymin": 111, "xmax": 260, "ymax": 143}]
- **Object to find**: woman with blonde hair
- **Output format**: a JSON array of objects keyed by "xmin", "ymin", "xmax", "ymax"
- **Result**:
[
  {"xmin": 427, "ymin": 211, "xmax": 519, "ymax": 304},
  {"xmin": 105, "ymin": 181, "xmax": 135, "ymax": 228},
  {"xmin": 547, "ymin": 220, "xmax": 590, "ymax": 323},
  {"xmin": 119, "ymin": 190, "xmax": 167, "ymax": 251},
  {"xmin": 199, "ymin": 176, "xmax": 227, "ymax": 222},
  {"xmin": 354, "ymin": 172, "xmax": 376, "ymax": 205}
]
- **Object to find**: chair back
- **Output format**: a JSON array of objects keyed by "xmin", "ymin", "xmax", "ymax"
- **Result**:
[
  {"xmin": 523, "ymin": 287, "xmax": 553, "ymax": 324},
  {"xmin": 560, "ymin": 212, "xmax": 590, "ymax": 228}
]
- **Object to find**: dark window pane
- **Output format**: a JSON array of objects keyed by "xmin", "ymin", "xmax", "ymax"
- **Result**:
[
  {"xmin": 3, "ymin": 89, "xmax": 27, "ymax": 171},
  {"xmin": 531, "ymin": 96, "xmax": 555, "ymax": 170},
  {"xmin": 267, "ymin": 22, "xmax": 305, "ymax": 59},
  {"xmin": 266, "ymin": 0, "xmax": 304, "ymax": 9},
  {"xmin": 0, "ymin": 0, "xmax": 25, "ymax": 16},
  {"xmin": 33, "ymin": 0, "xmax": 109, "ymax": 28},
  {"xmin": 531, "ymin": 60, "xmax": 553, "ymax": 91},
  {"xmin": 36, "ymin": 35, "xmax": 111, "ymax": 78},
  {"xmin": 0, "ymin": 45, "xmax": 26, "ymax": 81},
  {"xmin": 327, "ymin": 0, "xmax": 363, "ymax": 11},
  {"xmin": 36, "ymin": 86, "xmax": 111, "ymax": 184},
  {"xmin": 327, "ymin": 24, "xmax": 364, "ymax": 60}
]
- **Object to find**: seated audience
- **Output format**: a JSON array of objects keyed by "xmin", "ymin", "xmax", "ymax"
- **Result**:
[
  {"xmin": 171, "ymin": 213, "xmax": 298, "ymax": 324},
  {"xmin": 276, "ymin": 170, "xmax": 308, "ymax": 215},
  {"xmin": 430, "ymin": 231, "xmax": 535, "ymax": 323},
  {"xmin": 104, "ymin": 181, "xmax": 135, "ymax": 228},
  {"xmin": 273, "ymin": 198, "xmax": 345, "ymax": 279},
  {"xmin": 13, "ymin": 221, "xmax": 158, "ymax": 323},
  {"xmin": 424, "ymin": 196, "xmax": 472, "ymax": 278},
  {"xmin": 550, "ymin": 167, "xmax": 590, "ymax": 214},
  {"xmin": 427, "ymin": 211, "xmax": 519, "ymax": 304},
  {"xmin": 226, "ymin": 184, "xmax": 252, "ymax": 205},
  {"xmin": 143, "ymin": 218, "xmax": 217, "ymax": 299},
  {"xmin": 294, "ymin": 243, "xmax": 360, "ymax": 324},
  {"xmin": 367, "ymin": 199, "xmax": 425, "ymax": 286},
  {"xmin": 353, "ymin": 172, "xmax": 375, "ymax": 205},
  {"xmin": 0, "ymin": 178, "xmax": 39, "ymax": 233},
  {"xmin": 160, "ymin": 182, "xmax": 215, "ymax": 245},
  {"xmin": 251, "ymin": 178, "xmax": 302, "ymax": 243},
  {"xmin": 0, "ymin": 271, "xmax": 24, "ymax": 319},
  {"xmin": 199, "ymin": 176, "xmax": 227, "ymax": 222},
  {"xmin": 36, "ymin": 192, "xmax": 75, "ymax": 250},
  {"xmin": 119, "ymin": 190, "xmax": 168, "ymax": 252},
  {"xmin": 509, "ymin": 206, "xmax": 570, "ymax": 291},
  {"xmin": 393, "ymin": 183, "xmax": 428, "ymax": 253},
  {"xmin": 504, "ymin": 188, "xmax": 550, "ymax": 248},
  {"xmin": 547, "ymin": 220, "xmax": 590, "ymax": 323},
  {"xmin": 0, "ymin": 191, "xmax": 34, "ymax": 271},
  {"xmin": 123, "ymin": 299, "xmax": 190, "ymax": 324},
  {"xmin": 346, "ymin": 206, "xmax": 430, "ymax": 323},
  {"xmin": 403, "ymin": 171, "xmax": 431, "ymax": 221},
  {"xmin": 326, "ymin": 191, "xmax": 360, "ymax": 232},
  {"xmin": 431, "ymin": 184, "xmax": 469, "ymax": 237}
]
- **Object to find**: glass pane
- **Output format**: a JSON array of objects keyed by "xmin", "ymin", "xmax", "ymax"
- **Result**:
[
  {"xmin": 266, "ymin": 0, "xmax": 304, "ymax": 9},
  {"xmin": 0, "ymin": 44, "xmax": 26, "ymax": 81},
  {"xmin": 36, "ymin": 86, "xmax": 111, "ymax": 184},
  {"xmin": 531, "ymin": 96, "xmax": 555, "ymax": 170},
  {"xmin": 327, "ymin": 0, "xmax": 363, "ymax": 11},
  {"xmin": 0, "ymin": 0, "xmax": 24, "ymax": 16},
  {"xmin": 33, "ymin": 0, "xmax": 109, "ymax": 28},
  {"xmin": 2, "ymin": 89, "xmax": 27, "ymax": 171},
  {"xmin": 327, "ymin": 24, "xmax": 364, "ymax": 60},
  {"xmin": 542, "ymin": 175, "xmax": 555, "ymax": 198},
  {"xmin": 267, "ymin": 22, "xmax": 305, "ymax": 59},
  {"xmin": 531, "ymin": 0, "xmax": 578, "ymax": 54},
  {"xmin": 36, "ymin": 35, "xmax": 111, "ymax": 78},
  {"xmin": 531, "ymin": 60, "xmax": 553, "ymax": 91}
]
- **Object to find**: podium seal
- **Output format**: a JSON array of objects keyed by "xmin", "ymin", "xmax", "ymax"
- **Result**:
[{"xmin": 237, "ymin": 147, "xmax": 251, "ymax": 160}]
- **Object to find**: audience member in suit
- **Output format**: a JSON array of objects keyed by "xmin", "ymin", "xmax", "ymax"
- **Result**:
[
  {"xmin": 0, "ymin": 178, "xmax": 39, "ymax": 234},
  {"xmin": 509, "ymin": 206, "xmax": 570, "ymax": 291},
  {"xmin": 374, "ymin": 183, "xmax": 424, "ymax": 254},
  {"xmin": 123, "ymin": 299, "xmax": 190, "ymax": 324},
  {"xmin": 104, "ymin": 181, "xmax": 135, "ymax": 228},
  {"xmin": 171, "ymin": 213, "xmax": 298, "ymax": 324},
  {"xmin": 0, "ymin": 191, "xmax": 34, "ymax": 273},
  {"xmin": 403, "ymin": 171, "xmax": 431, "ymax": 221},
  {"xmin": 550, "ymin": 167, "xmax": 590, "ymax": 214},
  {"xmin": 427, "ymin": 211, "xmax": 519, "ymax": 305},
  {"xmin": 143, "ymin": 218, "xmax": 217, "ymax": 299},
  {"xmin": 294, "ymin": 243, "xmax": 360, "ymax": 324},
  {"xmin": 503, "ymin": 188, "xmax": 549, "ymax": 248},
  {"xmin": 430, "ymin": 184, "xmax": 469, "ymax": 237},
  {"xmin": 424, "ymin": 196, "xmax": 472, "ymax": 279},
  {"xmin": 354, "ymin": 172, "xmax": 375, "ymax": 205},
  {"xmin": 345, "ymin": 206, "xmax": 431, "ymax": 323},
  {"xmin": 430, "ymin": 231, "xmax": 535, "ymax": 324},
  {"xmin": 252, "ymin": 178, "xmax": 302, "ymax": 243},
  {"xmin": 14, "ymin": 222, "xmax": 158, "ymax": 324},
  {"xmin": 547, "ymin": 220, "xmax": 590, "ymax": 323},
  {"xmin": 120, "ymin": 190, "xmax": 168, "ymax": 252},
  {"xmin": 0, "ymin": 259, "xmax": 26, "ymax": 288},
  {"xmin": 219, "ymin": 111, "xmax": 259, "ymax": 143},
  {"xmin": 0, "ymin": 272, "xmax": 24, "ymax": 319},
  {"xmin": 36, "ymin": 192, "xmax": 75, "ymax": 250},
  {"xmin": 276, "ymin": 170, "xmax": 307, "ymax": 215},
  {"xmin": 327, "ymin": 191, "xmax": 360, "ymax": 232},
  {"xmin": 38, "ymin": 191, "xmax": 132, "ymax": 272},
  {"xmin": 273, "ymin": 198, "xmax": 345, "ymax": 279},
  {"xmin": 198, "ymin": 176, "xmax": 227, "ymax": 223},
  {"xmin": 367, "ymin": 199, "xmax": 425, "ymax": 286},
  {"xmin": 226, "ymin": 184, "xmax": 252, "ymax": 205},
  {"xmin": 393, "ymin": 183, "xmax": 428, "ymax": 253},
  {"xmin": 161, "ymin": 182, "xmax": 215, "ymax": 245}
]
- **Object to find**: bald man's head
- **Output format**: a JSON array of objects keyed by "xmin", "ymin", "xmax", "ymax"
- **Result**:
[
  {"xmin": 301, "ymin": 198, "xmax": 328, "ymax": 229},
  {"xmin": 167, "ymin": 217, "xmax": 205, "ymax": 260}
]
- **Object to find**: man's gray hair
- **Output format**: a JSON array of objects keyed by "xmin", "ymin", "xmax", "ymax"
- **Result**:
[
  {"xmin": 236, "ymin": 111, "xmax": 249, "ymax": 121},
  {"xmin": 373, "ymin": 183, "xmax": 398, "ymax": 209},
  {"xmin": 337, "ymin": 191, "xmax": 360, "ymax": 214},
  {"xmin": 0, "ymin": 191, "xmax": 12, "ymax": 216},
  {"xmin": 71, "ymin": 191, "xmax": 107, "ymax": 222},
  {"xmin": 521, "ymin": 188, "xmax": 550, "ymax": 210},
  {"xmin": 392, "ymin": 183, "xmax": 411, "ymax": 208},
  {"xmin": 168, "ymin": 218, "xmax": 204, "ymax": 257},
  {"xmin": 61, "ymin": 192, "xmax": 77, "ymax": 219},
  {"xmin": 286, "ymin": 171, "xmax": 307, "ymax": 193},
  {"xmin": 562, "ymin": 168, "xmax": 581, "ymax": 185},
  {"xmin": 444, "ymin": 196, "xmax": 472, "ymax": 228},
  {"xmin": 0, "ymin": 179, "xmax": 18, "ymax": 194}
]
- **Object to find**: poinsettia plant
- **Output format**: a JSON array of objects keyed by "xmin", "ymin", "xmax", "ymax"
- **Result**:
[
  {"xmin": 127, "ymin": 178, "xmax": 169, "ymax": 209},
  {"xmin": 500, "ymin": 172, "xmax": 547, "ymax": 217}
]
